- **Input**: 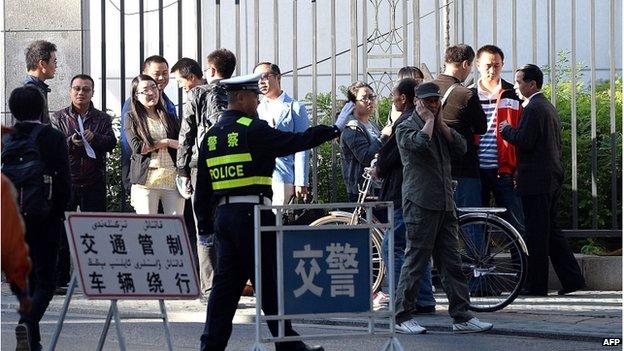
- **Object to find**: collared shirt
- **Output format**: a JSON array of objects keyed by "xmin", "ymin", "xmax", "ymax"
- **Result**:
[
  {"xmin": 396, "ymin": 111, "xmax": 467, "ymax": 212},
  {"xmin": 258, "ymin": 91, "xmax": 286, "ymax": 127},
  {"xmin": 256, "ymin": 92, "xmax": 311, "ymax": 186},
  {"xmin": 522, "ymin": 91, "xmax": 543, "ymax": 108}
]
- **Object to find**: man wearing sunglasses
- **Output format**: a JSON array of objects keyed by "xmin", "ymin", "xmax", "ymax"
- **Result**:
[
  {"xmin": 253, "ymin": 62, "xmax": 311, "ymax": 205},
  {"xmin": 50, "ymin": 74, "xmax": 116, "ymax": 294}
]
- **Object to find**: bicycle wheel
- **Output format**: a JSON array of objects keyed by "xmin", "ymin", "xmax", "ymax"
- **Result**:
[
  {"xmin": 310, "ymin": 215, "xmax": 386, "ymax": 293},
  {"xmin": 458, "ymin": 214, "xmax": 527, "ymax": 312}
]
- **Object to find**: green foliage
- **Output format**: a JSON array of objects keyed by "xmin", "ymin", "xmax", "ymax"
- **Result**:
[
  {"xmin": 305, "ymin": 91, "xmax": 348, "ymax": 203},
  {"xmin": 105, "ymin": 111, "xmax": 130, "ymax": 212},
  {"xmin": 542, "ymin": 52, "xmax": 622, "ymax": 231},
  {"xmin": 580, "ymin": 238, "xmax": 607, "ymax": 255}
]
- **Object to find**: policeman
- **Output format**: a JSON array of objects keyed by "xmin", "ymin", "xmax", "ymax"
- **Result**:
[{"xmin": 195, "ymin": 73, "xmax": 339, "ymax": 351}]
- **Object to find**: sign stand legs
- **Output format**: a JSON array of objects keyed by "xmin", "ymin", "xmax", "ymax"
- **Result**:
[
  {"xmin": 380, "ymin": 337, "xmax": 404, "ymax": 351},
  {"xmin": 250, "ymin": 342, "xmax": 269, "ymax": 351},
  {"xmin": 111, "ymin": 300, "xmax": 127, "ymax": 351},
  {"xmin": 159, "ymin": 300, "xmax": 174, "ymax": 351},
  {"xmin": 96, "ymin": 303, "xmax": 114, "ymax": 351},
  {"xmin": 48, "ymin": 275, "xmax": 78, "ymax": 351},
  {"xmin": 96, "ymin": 300, "xmax": 126, "ymax": 351},
  {"xmin": 95, "ymin": 300, "xmax": 174, "ymax": 351}
]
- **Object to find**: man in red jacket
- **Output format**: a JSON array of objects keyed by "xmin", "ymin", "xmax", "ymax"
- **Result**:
[{"xmin": 471, "ymin": 45, "xmax": 525, "ymax": 235}]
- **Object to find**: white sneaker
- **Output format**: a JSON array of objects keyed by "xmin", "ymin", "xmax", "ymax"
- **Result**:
[
  {"xmin": 395, "ymin": 318, "xmax": 427, "ymax": 334},
  {"xmin": 373, "ymin": 291, "xmax": 390, "ymax": 309},
  {"xmin": 452, "ymin": 317, "xmax": 493, "ymax": 333}
]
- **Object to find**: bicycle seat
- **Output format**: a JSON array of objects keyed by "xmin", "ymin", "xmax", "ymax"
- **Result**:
[{"xmin": 457, "ymin": 207, "xmax": 507, "ymax": 214}]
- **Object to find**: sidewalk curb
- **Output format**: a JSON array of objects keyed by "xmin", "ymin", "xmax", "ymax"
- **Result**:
[{"xmin": 292, "ymin": 318, "xmax": 614, "ymax": 343}]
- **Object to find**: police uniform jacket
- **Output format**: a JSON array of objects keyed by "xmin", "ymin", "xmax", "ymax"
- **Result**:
[{"xmin": 194, "ymin": 109, "xmax": 339, "ymax": 235}]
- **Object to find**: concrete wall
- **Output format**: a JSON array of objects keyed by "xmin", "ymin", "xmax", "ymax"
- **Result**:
[
  {"xmin": 1, "ymin": 0, "xmax": 84, "ymax": 126},
  {"xmin": 548, "ymin": 255, "xmax": 622, "ymax": 291}
]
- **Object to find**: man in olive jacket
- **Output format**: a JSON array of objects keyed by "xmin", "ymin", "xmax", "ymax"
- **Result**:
[{"xmin": 394, "ymin": 82, "xmax": 492, "ymax": 335}]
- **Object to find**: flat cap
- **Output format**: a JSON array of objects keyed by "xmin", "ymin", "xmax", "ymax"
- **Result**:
[
  {"xmin": 415, "ymin": 82, "xmax": 442, "ymax": 99},
  {"xmin": 219, "ymin": 73, "xmax": 261, "ymax": 93}
]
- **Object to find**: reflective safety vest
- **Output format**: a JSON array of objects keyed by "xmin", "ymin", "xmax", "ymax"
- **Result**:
[{"xmin": 203, "ymin": 116, "xmax": 273, "ymax": 197}]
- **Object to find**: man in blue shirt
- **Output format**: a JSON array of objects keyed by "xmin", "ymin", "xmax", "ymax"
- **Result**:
[
  {"xmin": 120, "ymin": 56, "xmax": 177, "ymax": 199},
  {"xmin": 253, "ymin": 62, "xmax": 310, "ymax": 205}
]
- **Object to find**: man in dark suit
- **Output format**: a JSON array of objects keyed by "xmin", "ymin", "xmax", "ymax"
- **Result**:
[{"xmin": 500, "ymin": 64, "xmax": 585, "ymax": 296}]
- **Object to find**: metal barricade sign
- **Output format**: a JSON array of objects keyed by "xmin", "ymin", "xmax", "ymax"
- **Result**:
[
  {"xmin": 65, "ymin": 212, "xmax": 200, "ymax": 299},
  {"xmin": 252, "ymin": 202, "xmax": 404, "ymax": 351},
  {"xmin": 283, "ymin": 228, "xmax": 370, "ymax": 315},
  {"xmin": 50, "ymin": 212, "xmax": 199, "ymax": 351}
]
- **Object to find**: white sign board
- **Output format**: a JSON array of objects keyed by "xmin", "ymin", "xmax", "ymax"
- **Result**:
[{"xmin": 65, "ymin": 212, "xmax": 200, "ymax": 299}]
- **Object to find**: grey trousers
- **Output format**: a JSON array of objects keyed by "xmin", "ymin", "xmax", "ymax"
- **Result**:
[
  {"xmin": 395, "ymin": 200, "xmax": 473, "ymax": 324},
  {"xmin": 191, "ymin": 169, "xmax": 217, "ymax": 296}
]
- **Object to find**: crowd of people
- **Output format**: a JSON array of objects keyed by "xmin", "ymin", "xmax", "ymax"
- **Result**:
[{"xmin": 0, "ymin": 39, "xmax": 586, "ymax": 351}]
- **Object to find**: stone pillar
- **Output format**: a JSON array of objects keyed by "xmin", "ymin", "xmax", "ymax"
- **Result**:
[{"xmin": 2, "ymin": 0, "xmax": 85, "ymax": 126}]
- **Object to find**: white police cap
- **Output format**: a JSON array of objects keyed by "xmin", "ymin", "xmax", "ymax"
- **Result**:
[{"xmin": 219, "ymin": 73, "xmax": 261, "ymax": 93}]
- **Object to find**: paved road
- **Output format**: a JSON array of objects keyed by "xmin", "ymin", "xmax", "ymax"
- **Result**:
[{"xmin": 1, "ymin": 287, "xmax": 621, "ymax": 350}]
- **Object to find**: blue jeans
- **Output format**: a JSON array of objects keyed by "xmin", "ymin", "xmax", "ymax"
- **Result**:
[
  {"xmin": 480, "ymin": 169, "xmax": 525, "ymax": 235},
  {"xmin": 382, "ymin": 208, "xmax": 435, "ymax": 308}
]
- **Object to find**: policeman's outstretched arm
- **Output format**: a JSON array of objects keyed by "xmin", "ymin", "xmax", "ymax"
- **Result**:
[{"xmin": 251, "ymin": 120, "xmax": 340, "ymax": 158}]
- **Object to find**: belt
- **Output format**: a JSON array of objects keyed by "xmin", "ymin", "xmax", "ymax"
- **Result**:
[{"xmin": 217, "ymin": 195, "xmax": 271, "ymax": 206}]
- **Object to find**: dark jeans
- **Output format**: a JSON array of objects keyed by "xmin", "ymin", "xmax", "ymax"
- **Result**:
[
  {"xmin": 395, "ymin": 200, "xmax": 473, "ymax": 324},
  {"xmin": 381, "ymin": 208, "xmax": 435, "ymax": 308},
  {"xmin": 200, "ymin": 203, "xmax": 307, "ymax": 351},
  {"xmin": 56, "ymin": 183, "xmax": 106, "ymax": 287},
  {"xmin": 20, "ymin": 218, "xmax": 61, "ymax": 351},
  {"xmin": 479, "ymin": 169, "xmax": 525, "ymax": 235},
  {"xmin": 521, "ymin": 186, "xmax": 585, "ymax": 294}
]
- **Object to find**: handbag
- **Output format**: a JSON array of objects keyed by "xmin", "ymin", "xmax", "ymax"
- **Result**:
[{"xmin": 283, "ymin": 194, "xmax": 327, "ymax": 225}]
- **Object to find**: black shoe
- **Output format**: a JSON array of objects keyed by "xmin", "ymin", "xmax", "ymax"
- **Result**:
[
  {"xmin": 54, "ymin": 287, "xmax": 67, "ymax": 295},
  {"xmin": 15, "ymin": 323, "xmax": 30, "ymax": 351},
  {"xmin": 412, "ymin": 305, "xmax": 436, "ymax": 314},
  {"xmin": 558, "ymin": 284, "xmax": 586, "ymax": 296},
  {"xmin": 519, "ymin": 289, "xmax": 547, "ymax": 296}
]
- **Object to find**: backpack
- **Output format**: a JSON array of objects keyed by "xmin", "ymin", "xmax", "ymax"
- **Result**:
[{"xmin": 1, "ymin": 124, "xmax": 52, "ymax": 219}]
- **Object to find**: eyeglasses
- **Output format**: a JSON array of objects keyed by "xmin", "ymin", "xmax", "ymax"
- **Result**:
[
  {"xmin": 71, "ymin": 86, "xmax": 93, "ymax": 93},
  {"xmin": 136, "ymin": 85, "xmax": 158, "ymax": 96},
  {"xmin": 356, "ymin": 94, "xmax": 378, "ymax": 102},
  {"xmin": 259, "ymin": 73, "xmax": 277, "ymax": 81}
]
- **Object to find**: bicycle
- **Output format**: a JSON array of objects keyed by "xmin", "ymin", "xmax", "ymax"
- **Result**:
[{"xmin": 311, "ymin": 163, "xmax": 529, "ymax": 312}]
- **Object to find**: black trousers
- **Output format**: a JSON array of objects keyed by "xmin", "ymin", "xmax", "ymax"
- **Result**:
[
  {"xmin": 200, "ymin": 203, "xmax": 305, "ymax": 351},
  {"xmin": 20, "ymin": 218, "xmax": 61, "ymax": 350},
  {"xmin": 521, "ymin": 186, "xmax": 585, "ymax": 294},
  {"xmin": 56, "ymin": 182, "xmax": 106, "ymax": 287}
]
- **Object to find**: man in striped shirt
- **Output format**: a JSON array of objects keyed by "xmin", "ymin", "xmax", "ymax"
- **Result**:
[{"xmin": 472, "ymin": 45, "xmax": 525, "ymax": 235}]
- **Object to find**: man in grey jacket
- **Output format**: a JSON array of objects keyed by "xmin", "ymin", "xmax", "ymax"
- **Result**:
[{"xmin": 394, "ymin": 82, "xmax": 493, "ymax": 335}]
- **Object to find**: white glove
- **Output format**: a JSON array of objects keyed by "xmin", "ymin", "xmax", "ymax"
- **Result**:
[
  {"xmin": 335, "ymin": 101, "xmax": 356, "ymax": 130},
  {"xmin": 175, "ymin": 176, "xmax": 194, "ymax": 199}
]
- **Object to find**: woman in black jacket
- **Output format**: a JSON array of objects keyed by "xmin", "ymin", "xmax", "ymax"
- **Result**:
[
  {"xmin": 124, "ymin": 74, "xmax": 182, "ymax": 214},
  {"xmin": 339, "ymin": 81, "xmax": 383, "ymax": 202}
]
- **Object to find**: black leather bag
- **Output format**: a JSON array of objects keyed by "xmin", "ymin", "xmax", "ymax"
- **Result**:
[{"xmin": 283, "ymin": 195, "xmax": 326, "ymax": 225}]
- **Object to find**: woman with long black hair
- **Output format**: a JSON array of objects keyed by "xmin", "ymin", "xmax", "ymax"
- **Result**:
[{"xmin": 124, "ymin": 74, "xmax": 183, "ymax": 214}]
